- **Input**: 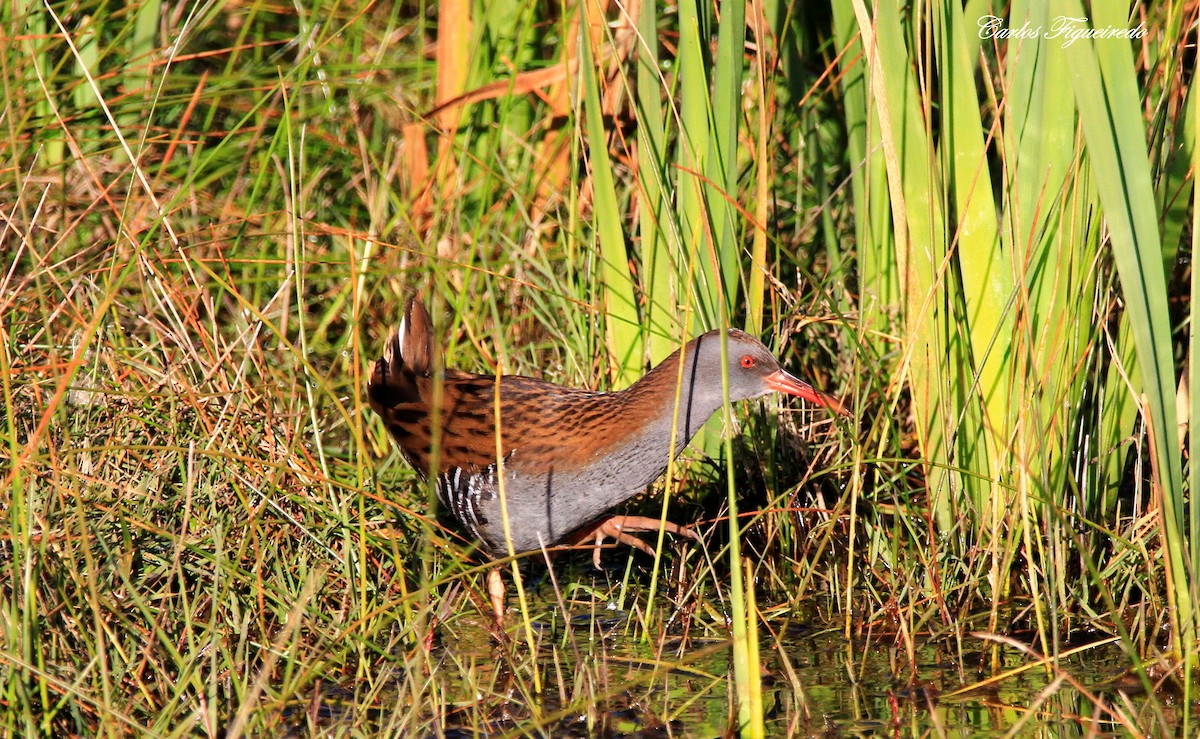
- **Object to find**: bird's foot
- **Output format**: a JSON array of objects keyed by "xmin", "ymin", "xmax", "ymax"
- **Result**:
[{"xmin": 589, "ymin": 515, "xmax": 702, "ymax": 569}]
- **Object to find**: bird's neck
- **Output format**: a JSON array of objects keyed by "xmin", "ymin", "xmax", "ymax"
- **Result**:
[{"xmin": 615, "ymin": 339, "xmax": 721, "ymax": 463}]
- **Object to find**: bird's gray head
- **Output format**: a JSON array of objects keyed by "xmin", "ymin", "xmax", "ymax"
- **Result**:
[{"xmin": 685, "ymin": 328, "xmax": 826, "ymax": 406}]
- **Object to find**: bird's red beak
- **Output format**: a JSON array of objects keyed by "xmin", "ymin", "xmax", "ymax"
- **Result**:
[{"xmin": 765, "ymin": 370, "xmax": 849, "ymax": 416}]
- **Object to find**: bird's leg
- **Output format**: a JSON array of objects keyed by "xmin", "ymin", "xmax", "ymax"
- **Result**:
[
  {"xmin": 486, "ymin": 567, "xmax": 506, "ymax": 624},
  {"xmin": 590, "ymin": 515, "xmax": 702, "ymax": 569}
]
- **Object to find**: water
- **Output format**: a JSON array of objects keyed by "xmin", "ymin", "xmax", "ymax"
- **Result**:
[{"xmin": 277, "ymin": 571, "xmax": 1188, "ymax": 736}]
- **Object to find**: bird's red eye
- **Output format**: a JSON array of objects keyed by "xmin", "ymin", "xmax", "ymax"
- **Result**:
[{"xmin": 740, "ymin": 355, "xmax": 754, "ymax": 368}]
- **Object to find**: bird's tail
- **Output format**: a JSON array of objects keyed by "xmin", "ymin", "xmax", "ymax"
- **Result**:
[
  {"xmin": 395, "ymin": 299, "xmax": 433, "ymax": 376},
  {"xmin": 367, "ymin": 299, "xmax": 433, "ymax": 410}
]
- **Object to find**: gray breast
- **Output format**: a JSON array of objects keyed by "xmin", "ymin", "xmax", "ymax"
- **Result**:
[{"xmin": 472, "ymin": 426, "xmax": 687, "ymax": 554}]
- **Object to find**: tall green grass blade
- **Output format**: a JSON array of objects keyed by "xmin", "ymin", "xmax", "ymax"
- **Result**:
[
  {"xmin": 634, "ymin": 0, "xmax": 679, "ymax": 364},
  {"xmin": 706, "ymin": 0, "xmax": 744, "ymax": 317},
  {"xmin": 1189, "ymin": 28, "xmax": 1200, "ymax": 724},
  {"xmin": 745, "ymin": 0, "xmax": 771, "ymax": 337},
  {"xmin": 936, "ymin": 0, "xmax": 1010, "ymax": 527},
  {"xmin": 1159, "ymin": 82, "xmax": 1195, "ymax": 273},
  {"xmin": 127, "ymin": 0, "xmax": 159, "ymax": 95},
  {"xmin": 118, "ymin": 0, "xmax": 160, "ymax": 139},
  {"xmin": 581, "ymin": 3, "xmax": 640, "ymax": 386},
  {"xmin": 13, "ymin": 0, "xmax": 62, "ymax": 164},
  {"xmin": 72, "ymin": 15, "xmax": 100, "ymax": 113},
  {"xmin": 999, "ymin": 0, "xmax": 1078, "ymax": 534},
  {"xmin": 830, "ymin": 0, "xmax": 897, "ymax": 360},
  {"xmin": 990, "ymin": 0, "xmax": 1087, "ymax": 654},
  {"xmin": 1063, "ymin": 0, "xmax": 1192, "ymax": 664},
  {"xmin": 848, "ymin": 0, "xmax": 951, "ymax": 530},
  {"xmin": 675, "ymin": 0, "xmax": 718, "ymax": 328}
]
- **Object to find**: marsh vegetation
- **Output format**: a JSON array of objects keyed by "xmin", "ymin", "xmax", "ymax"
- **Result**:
[{"xmin": 2, "ymin": 0, "xmax": 1196, "ymax": 734}]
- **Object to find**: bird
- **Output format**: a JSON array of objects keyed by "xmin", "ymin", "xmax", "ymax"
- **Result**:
[{"xmin": 367, "ymin": 300, "xmax": 845, "ymax": 623}]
